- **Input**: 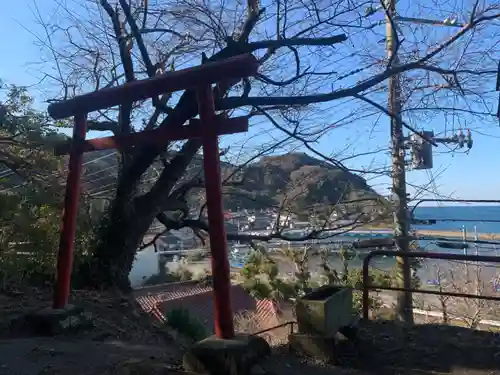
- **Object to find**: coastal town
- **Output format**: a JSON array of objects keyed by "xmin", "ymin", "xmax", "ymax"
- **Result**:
[
  {"xmin": 145, "ymin": 208, "xmax": 500, "ymax": 263},
  {"xmin": 135, "ymin": 207, "xmax": 500, "ymax": 304}
]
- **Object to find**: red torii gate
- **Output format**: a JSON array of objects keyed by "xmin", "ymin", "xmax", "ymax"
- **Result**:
[{"xmin": 48, "ymin": 54, "xmax": 259, "ymax": 339}]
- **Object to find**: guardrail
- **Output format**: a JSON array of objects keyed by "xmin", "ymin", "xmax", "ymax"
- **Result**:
[
  {"xmin": 250, "ymin": 321, "xmax": 296, "ymax": 348},
  {"xmin": 362, "ymin": 250, "xmax": 500, "ymax": 320}
]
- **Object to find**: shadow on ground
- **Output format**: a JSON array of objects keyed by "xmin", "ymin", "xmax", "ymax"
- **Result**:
[
  {"xmin": 341, "ymin": 320, "xmax": 500, "ymax": 374},
  {"xmin": 0, "ymin": 288, "xmax": 189, "ymax": 374},
  {"xmin": 2, "ymin": 288, "xmax": 500, "ymax": 374},
  {"xmin": 262, "ymin": 320, "xmax": 500, "ymax": 375},
  {"xmin": 0, "ymin": 337, "xmax": 186, "ymax": 375}
]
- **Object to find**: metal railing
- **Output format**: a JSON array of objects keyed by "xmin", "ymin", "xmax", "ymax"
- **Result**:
[
  {"xmin": 362, "ymin": 250, "xmax": 500, "ymax": 320},
  {"xmin": 250, "ymin": 321, "xmax": 296, "ymax": 348}
]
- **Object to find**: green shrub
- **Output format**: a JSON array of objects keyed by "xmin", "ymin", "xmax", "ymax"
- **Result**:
[
  {"xmin": 0, "ymin": 191, "xmax": 94, "ymax": 289},
  {"xmin": 164, "ymin": 308, "xmax": 208, "ymax": 341},
  {"xmin": 0, "ymin": 86, "xmax": 96, "ymax": 289}
]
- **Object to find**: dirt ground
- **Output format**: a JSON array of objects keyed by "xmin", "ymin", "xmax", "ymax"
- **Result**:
[
  {"xmin": 0, "ymin": 287, "xmax": 190, "ymax": 375},
  {"xmin": 0, "ymin": 287, "xmax": 180, "ymax": 343},
  {"xmin": 255, "ymin": 318, "xmax": 500, "ymax": 375},
  {"xmin": 2, "ymin": 287, "xmax": 500, "ymax": 375},
  {"xmin": 312, "ymin": 320, "xmax": 500, "ymax": 375},
  {"xmin": 0, "ymin": 337, "xmax": 186, "ymax": 375}
]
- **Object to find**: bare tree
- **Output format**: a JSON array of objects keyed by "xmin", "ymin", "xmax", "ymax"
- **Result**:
[
  {"xmin": 422, "ymin": 260, "xmax": 499, "ymax": 329},
  {"xmin": 26, "ymin": 0, "xmax": 500, "ymax": 288}
]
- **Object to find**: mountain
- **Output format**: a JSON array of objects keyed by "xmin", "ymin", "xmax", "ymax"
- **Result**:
[
  {"xmin": 1, "ymin": 148, "xmax": 385, "ymax": 218},
  {"xmin": 210, "ymin": 152, "xmax": 385, "ymax": 216}
]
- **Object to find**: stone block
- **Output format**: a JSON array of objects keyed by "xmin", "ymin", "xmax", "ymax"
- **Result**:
[
  {"xmin": 288, "ymin": 333, "xmax": 337, "ymax": 364},
  {"xmin": 183, "ymin": 334, "xmax": 271, "ymax": 375},
  {"xmin": 24, "ymin": 304, "xmax": 92, "ymax": 336},
  {"xmin": 296, "ymin": 286, "xmax": 353, "ymax": 336}
]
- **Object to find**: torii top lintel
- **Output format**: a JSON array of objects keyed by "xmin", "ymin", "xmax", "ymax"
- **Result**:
[{"xmin": 47, "ymin": 54, "xmax": 259, "ymax": 120}]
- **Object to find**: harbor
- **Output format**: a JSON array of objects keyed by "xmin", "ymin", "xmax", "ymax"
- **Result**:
[
  {"xmin": 131, "ymin": 228, "xmax": 500, "ymax": 289},
  {"xmin": 129, "ymin": 206, "xmax": 500, "ymax": 288},
  {"xmin": 154, "ymin": 227, "xmax": 500, "ymax": 258}
]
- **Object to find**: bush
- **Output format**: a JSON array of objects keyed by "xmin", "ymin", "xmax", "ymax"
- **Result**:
[
  {"xmin": 0, "ymin": 191, "xmax": 94, "ymax": 289},
  {"xmin": 239, "ymin": 246, "xmax": 401, "ymax": 316},
  {"xmin": 165, "ymin": 308, "xmax": 208, "ymax": 341},
  {"xmin": 0, "ymin": 85, "xmax": 95, "ymax": 289}
]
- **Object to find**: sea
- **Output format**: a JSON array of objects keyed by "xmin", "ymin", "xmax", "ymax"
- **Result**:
[
  {"xmin": 129, "ymin": 205, "xmax": 500, "ymax": 288},
  {"xmin": 412, "ymin": 205, "xmax": 500, "ymax": 233}
]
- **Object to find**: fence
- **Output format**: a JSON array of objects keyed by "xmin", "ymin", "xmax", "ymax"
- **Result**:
[
  {"xmin": 247, "ymin": 250, "xmax": 500, "ymax": 346},
  {"xmin": 361, "ymin": 249, "xmax": 500, "ymax": 320}
]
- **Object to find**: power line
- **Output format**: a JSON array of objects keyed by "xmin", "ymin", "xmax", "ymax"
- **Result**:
[{"xmin": 0, "ymin": 151, "xmax": 117, "ymax": 194}]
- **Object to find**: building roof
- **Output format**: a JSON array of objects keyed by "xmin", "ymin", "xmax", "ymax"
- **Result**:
[{"xmin": 134, "ymin": 281, "xmax": 283, "ymax": 335}]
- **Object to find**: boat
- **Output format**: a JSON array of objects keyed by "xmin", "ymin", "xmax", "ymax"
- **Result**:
[
  {"xmin": 352, "ymin": 237, "xmax": 395, "ymax": 249},
  {"xmin": 436, "ymin": 241, "xmax": 469, "ymax": 250}
]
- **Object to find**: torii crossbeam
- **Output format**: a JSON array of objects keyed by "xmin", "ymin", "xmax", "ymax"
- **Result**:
[{"xmin": 48, "ymin": 54, "xmax": 259, "ymax": 339}]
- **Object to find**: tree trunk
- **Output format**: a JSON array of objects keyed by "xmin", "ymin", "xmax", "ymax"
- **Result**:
[
  {"xmin": 73, "ymin": 38, "xmax": 255, "ymax": 291},
  {"xmin": 76, "ymin": 191, "xmax": 156, "ymax": 290}
]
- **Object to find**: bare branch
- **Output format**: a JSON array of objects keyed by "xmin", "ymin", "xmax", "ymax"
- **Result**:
[
  {"xmin": 87, "ymin": 120, "xmax": 119, "ymax": 134},
  {"xmin": 155, "ymin": 210, "xmax": 370, "ymax": 243},
  {"xmin": 246, "ymin": 34, "xmax": 347, "ymax": 51},
  {"xmin": 354, "ymin": 94, "xmax": 438, "ymax": 146}
]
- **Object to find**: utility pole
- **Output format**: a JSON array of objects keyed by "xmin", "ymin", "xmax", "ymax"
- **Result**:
[
  {"xmin": 386, "ymin": 0, "xmax": 413, "ymax": 323},
  {"xmin": 366, "ymin": 5, "xmax": 485, "ymax": 323}
]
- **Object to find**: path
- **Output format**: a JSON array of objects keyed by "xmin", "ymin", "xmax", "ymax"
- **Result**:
[
  {"xmin": 0, "ymin": 337, "xmax": 184, "ymax": 375},
  {"xmin": 0, "ymin": 288, "xmax": 189, "ymax": 374}
]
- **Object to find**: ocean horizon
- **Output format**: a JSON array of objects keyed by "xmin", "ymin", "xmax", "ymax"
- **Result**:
[{"xmin": 412, "ymin": 205, "xmax": 500, "ymax": 234}]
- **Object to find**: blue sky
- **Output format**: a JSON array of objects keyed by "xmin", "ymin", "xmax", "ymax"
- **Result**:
[{"xmin": 2, "ymin": 0, "xmax": 500, "ymax": 204}]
